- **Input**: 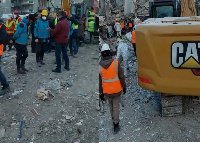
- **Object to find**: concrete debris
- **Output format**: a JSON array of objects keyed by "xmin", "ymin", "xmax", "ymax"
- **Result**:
[
  {"xmin": 0, "ymin": 128, "xmax": 5, "ymax": 138},
  {"xmin": 36, "ymin": 87, "xmax": 55, "ymax": 101}
]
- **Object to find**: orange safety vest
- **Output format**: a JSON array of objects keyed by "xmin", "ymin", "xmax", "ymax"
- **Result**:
[
  {"xmin": 129, "ymin": 22, "xmax": 133, "ymax": 28},
  {"xmin": 99, "ymin": 59, "xmax": 123, "ymax": 94},
  {"xmin": 132, "ymin": 30, "xmax": 136, "ymax": 43},
  {"xmin": 120, "ymin": 22, "xmax": 124, "ymax": 28},
  {"xmin": 6, "ymin": 20, "xmax": 15, "ymax": 35}
]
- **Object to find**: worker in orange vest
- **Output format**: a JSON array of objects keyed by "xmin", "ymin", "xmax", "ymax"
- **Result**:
[
  {"xmin": 5, "ymin": 15, "xmax": 15, "ymax": 51},
  {"xmin": 13, "ymin": 10, "xmax": 22, "ymax": 33},
  {"xmin": 132, "ymin": 26, "xmax": 136, "ymax": 57},
  {"xmin": 99, "ymin": 44, "xmax": 126, "ymax": 134},
  {"xmin": 127, "ymin": 17, "xmax": 133, "ymax": 32},
  {"xmin": 0, "ymin": 21, "xmax": 10, "ymax": 95},
  {"xmin": 120, "ymin": 20, "xmax": 125, "ymax": 35}
]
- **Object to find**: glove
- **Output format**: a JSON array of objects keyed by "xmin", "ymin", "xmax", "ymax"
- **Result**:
[
  {"xmin": 100, "ymin": 93, "xmax": 106, "ymax": 101},
  {"xmin": 123, "ymin": 88, "xmax": 126, "ymax": 95},
  {"xmin": 35, "ymin": 39, "xmax": 38, "ymax": 43}
]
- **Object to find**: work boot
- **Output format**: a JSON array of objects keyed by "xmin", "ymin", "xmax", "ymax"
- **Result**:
[
  {"xmin": 0, "ymin": 86, "xmax": 10, "ymax": 96},
  {"xmin": 113, "ymin": 123, "xmax": 120, "ymax": 134},
  {"xmin": 52, "ymin": 68, "xmax": 61, "ymax": 73},
  {"xmin": 21, "ymin": 66, "xmax": 29, "ymax": 72},
  {"xmin": 17, "ymin": 69, "xmax": 26, "ymax": 74},
  {"xmin": 64, "ymin": 66, "xmax": 70, "ymax": 71}
]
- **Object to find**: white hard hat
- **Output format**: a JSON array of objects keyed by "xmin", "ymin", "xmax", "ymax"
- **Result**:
[{"xmin": 101, "ymin": 44, "xmax": 110, "ymax": 52}]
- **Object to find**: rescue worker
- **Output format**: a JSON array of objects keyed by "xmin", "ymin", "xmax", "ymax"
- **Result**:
[
  {"xmin": 13, "ymin": 10, "xmax": 22, "ymax": 33},
  {"xmin": 0, "ymin": 19, "xmax": 10, "ymax": 95},
  {"xmin": 78, "ymin": 15, "xmax": 85, "ymax": 47},
  {"xmin": 127, "ymin": 17, "xmax": 133, "ymax": 32},
  {"xmin": 88, "ymin": 18, "xmax": 95, "ymax": 43},
  {"xmin": 132, "ymin": 26, "xmax": 136, "ymax": 57},
  {"xmin": 120, "ymin": 20, "xmax": 125, "ymax": 35},
  {"xmin": 30, "ymin": 12, "xmax": 39, "ymax": 53},
  {"xmin": 116, "ymin": 38, "xmax": 132, "ymax": 77},
  {"xmin": 88, "ymin": 7, "xmax": 95, "ymax": 22},
  {"xmin": 5, "ymin": 14, "xmax": 15, "ymax": 51},
  {"xmin": 69, "ymin": 15, "xmax": 79, "ymax": 57},
  {"xmin": 13, "ymin": 14, "xmax": 34, "ymax": 74},
  {"xmin": 114, "ymin": 19, "xmax": 121, "ymax": 37},
  {"xmin": 34, "ymin": 10, "xmax": 50, "ymax": 67},
  {"xmin": 48, "ymin": 11, "xmax": 70, "ymax": 73},
  {"xmin": 99, "ymin": 44, "xmax": 126, "ymax": 134}
]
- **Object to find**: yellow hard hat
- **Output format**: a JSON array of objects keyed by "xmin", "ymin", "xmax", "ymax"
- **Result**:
[
  {"xmin": 41, "ymin": 10, "xmax": 48, "ymax": 16},
  {"xmin": 117, "ymin": 38, "xmax": 120, "ymax": 42}
]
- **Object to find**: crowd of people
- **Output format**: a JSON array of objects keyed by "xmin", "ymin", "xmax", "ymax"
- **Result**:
[{"xmin": 0, "ymin": 7, "xmax": 97, "ymax": 95}]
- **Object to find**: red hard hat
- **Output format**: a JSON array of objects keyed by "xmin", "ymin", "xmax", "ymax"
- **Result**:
[{"xmin": 13, "ymin": 10, "xmax": 19, "ymax": 14}]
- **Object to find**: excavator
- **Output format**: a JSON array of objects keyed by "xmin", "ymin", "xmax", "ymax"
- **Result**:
[{"xmin": 136, "ymin": 0, "xmax": 200, "ymax": 116}]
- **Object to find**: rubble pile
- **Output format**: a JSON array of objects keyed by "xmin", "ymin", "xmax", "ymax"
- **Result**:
[{"xmin": 0, "ymin": 44, "xmax": 99, "ymax": 143}]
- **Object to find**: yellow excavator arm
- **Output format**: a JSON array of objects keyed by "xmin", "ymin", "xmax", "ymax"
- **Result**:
[
  {"xmin": 62, "ymin": 0, "xmax": 71, "ymax": 15},
  {"xmin": 180, "ymin": 0, "xmax": 197, "ymax": 17}
]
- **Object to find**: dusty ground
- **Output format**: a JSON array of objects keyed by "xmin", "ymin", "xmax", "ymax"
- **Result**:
[
  {"xmin": 99, "ymin": 57, "xmax": 200, "ymax": 142},
  {"xmin": 0, "ymin": 43, "xmax": 98, "ymax": 143}
]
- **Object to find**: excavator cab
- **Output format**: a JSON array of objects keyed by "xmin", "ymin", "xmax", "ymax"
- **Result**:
[{"xmin": 149, "ymin": 0, "xmax": 180, "ymax": 18}]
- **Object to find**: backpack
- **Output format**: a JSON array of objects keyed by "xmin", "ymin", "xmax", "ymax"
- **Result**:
[{"xmin": 0, "ymin": 24, "xmax": 8, "ymax": 45}]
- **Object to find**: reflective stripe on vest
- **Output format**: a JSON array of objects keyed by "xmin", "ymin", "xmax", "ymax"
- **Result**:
[
  {"xmin": 132, "ymin": 30, "xmax": 136, "ymax": 43},
  {"xmin": 6, "ymin": 20, "xmax": 14, "ymax": 34},
  {"xmin": 72, "ymin": 23, "xmax": 78, "ymax": 29},
  {"xmin": 14, "ymin": 18, "xmax": 20, "ymax": 31},
  {"xmin": 99, "ymin": 59, "xmax": 122, "ymax": 94}
]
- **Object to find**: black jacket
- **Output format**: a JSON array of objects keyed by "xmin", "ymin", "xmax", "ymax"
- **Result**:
[{"xmin": 0, "ymin": 19, "xmax": 7, "ymax": 45}]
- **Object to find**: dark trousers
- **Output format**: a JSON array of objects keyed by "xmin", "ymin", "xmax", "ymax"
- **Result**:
[
  {"xmin": 0, "ymin": 57, "xmax": 8, "ymax": 88},
  {"xmin": 69, "ymin": 37, "xmax": 78, "ymax": 55},
  {"xmin": 15, "ymin": 43, "xmax": 28, "ymax": 70},
  {"xmin": 36, "ymin": 42, "xmax": 46, "ymax": 63},
  {"xmin": 133, "ymin": 43, "xmax": 136, "ymax": 57},
  {"xmin": 78, "ymin": 36, "xmax": 84, "ymax": 46},
  {"xmin": 55, "ymin": 43, "xmax": 69, "ymax": 71},
  {"xmin": 7, "ymin": 35, "xmax": 14, "ymax": 51},
  {"xmin": 31, "ymin": 35, "xmax": 36, "ymax": 53},
  {"xmin": 89, "ymin": 32, "xmax": 94, "ymax": 42}
]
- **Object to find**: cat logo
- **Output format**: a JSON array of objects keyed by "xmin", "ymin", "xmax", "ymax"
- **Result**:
[{"xmin": 171, "ymin": 42, "xmax": 200, "ymax": 76}]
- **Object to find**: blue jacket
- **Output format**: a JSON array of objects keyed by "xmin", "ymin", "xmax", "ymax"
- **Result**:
[
  {"xmin": 68, "ymin": 20, "xmax": 73, "ymax": 39},
  {"xmin": 13, "ymin": 17, "xmax": 29, "ymax": 45},
  {"xmin": 34, "ymin": 18, "xmax": 50, "ymax": 42}
]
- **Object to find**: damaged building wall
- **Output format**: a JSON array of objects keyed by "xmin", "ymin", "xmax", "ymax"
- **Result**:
[{"xmin": 124, "ymin": 0, "xmax": 134, "ymax": 15}]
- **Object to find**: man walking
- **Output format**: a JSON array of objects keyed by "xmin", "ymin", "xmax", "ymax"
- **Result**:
[
  {"xmin": 48, "ymin": 11, "xmax": 70, "ymax": 73},
  {"xmin": 114, "ymin": 19, "xmax": 121, "ymax": 38},
  {"xmin": 0, "ymin": 19, "xmax": 10, "ymax": 95},
  {"xmin": 30, "ymin": 12, "xmax": 39, "ymax": 53},
  {"xmin": 99, "ymin": 44, "xmax": 126, "ymax": 134},
  {"xmin": 34, "ymin": 10, "xmax": 50, "ymax": 66},
  {"xmin": 13, "ymin": 14, "xmax": 34, "ymax": 74}
]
